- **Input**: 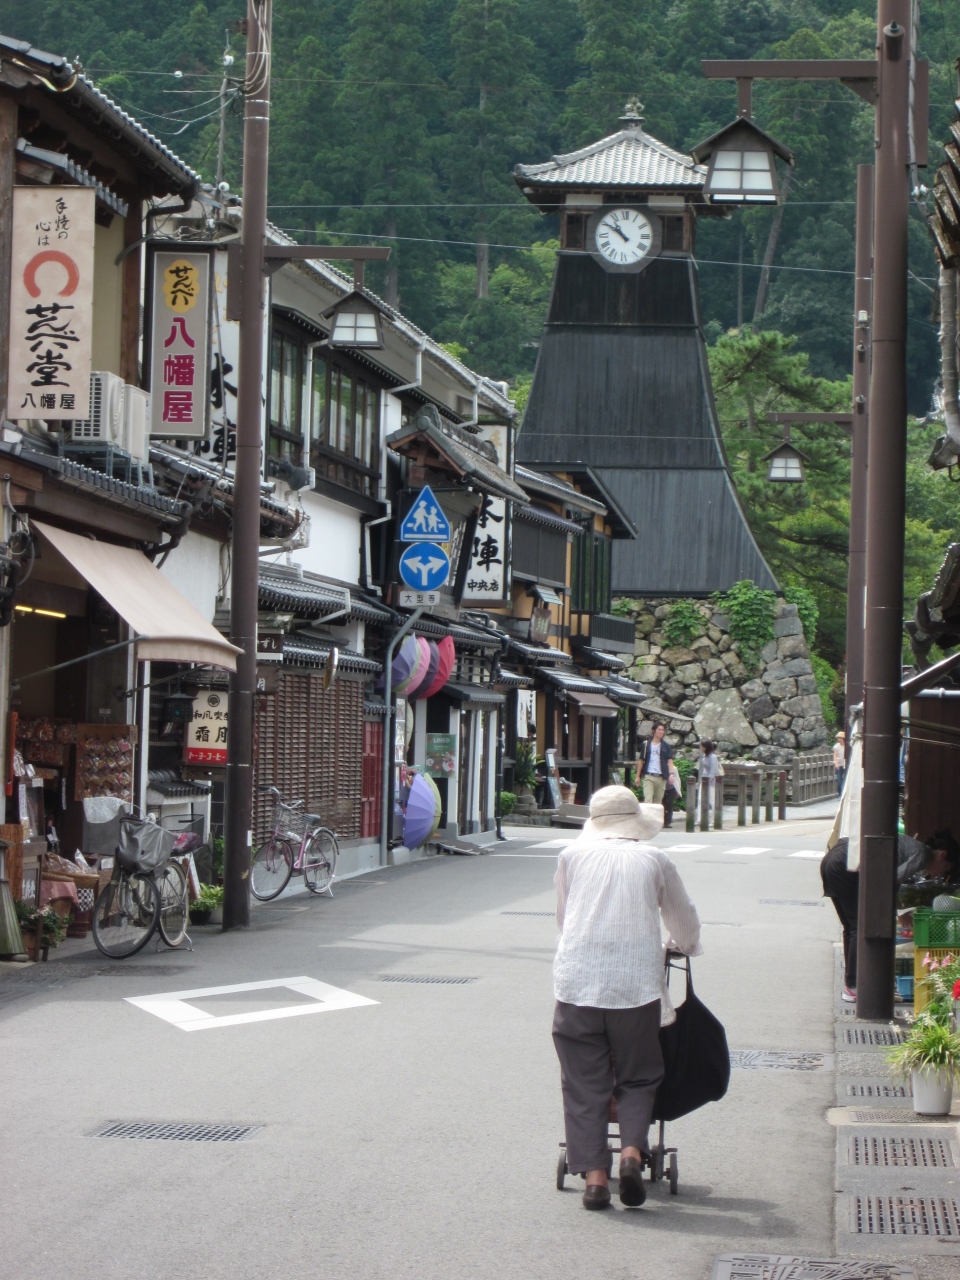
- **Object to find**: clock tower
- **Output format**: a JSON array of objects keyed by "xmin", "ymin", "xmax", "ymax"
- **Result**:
[{"xmin": 514, "ymin": 105, "xmax": 776, "ymax": 596}]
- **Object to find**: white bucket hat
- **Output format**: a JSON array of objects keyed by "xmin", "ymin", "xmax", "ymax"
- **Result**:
[{"xmin": 581, "ymin": 785, "xmax": 663, "ymax": 842}]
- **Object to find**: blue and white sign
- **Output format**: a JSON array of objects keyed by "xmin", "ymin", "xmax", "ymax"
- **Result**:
[
  {"xmin": 399, "ymin": 486, "xmax": 451, "ymax": 543},
  {"xmin": 399, "ymin": 542, "xmax": 450, "ymax": 591}
]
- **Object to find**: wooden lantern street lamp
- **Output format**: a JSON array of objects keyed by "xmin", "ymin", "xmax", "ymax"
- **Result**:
[
  {"xmin": 322, "ymin": 291, "xmax": 386, "ymax": 350},
  {"xmin": 761, "ymin": 433, "xmax": 809, "ymax": 483},
  {"xmin": 692, "ymin": 117, "xmax": 794, "ymax": 205}
]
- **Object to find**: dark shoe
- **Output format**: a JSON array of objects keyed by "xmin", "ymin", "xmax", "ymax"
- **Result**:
[
  {"xmin": 582, "ymin": 1184, "xmax": 611, "ymax": 1210},
  {"xmin": 618, "ymin": 1156, "xmax": 646, "ymax": 1207}
]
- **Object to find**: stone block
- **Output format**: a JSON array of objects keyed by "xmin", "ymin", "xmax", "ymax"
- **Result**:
[
  {"xmin": 718, "ymin": 676, "xmax": 734, "ymax": 689},
  {"xmin": 771, "ymin": 713, "xmax": 792, "ymax": 730},
  {"xmin": 778, "ymin": 657, "xmax": 813, "ymax": 678},
  {"xmin": 693, "ymin": 688, "xmax": 758, "ymax": 747},
  {"xmin": 697, "ymin": 682, "xmax": 712, "ymax": 696},
  {"xmin": 636, "ymin": 613, "xmax": 657, "ymax": 635},
  {"xmin": 637, "ymin": 720, "xmax": 655, "ymax": 738},
  {"xmin": 654, "ymin": 605, "xmax": 670, "ymax": 619},
  {"xmin": 691, "ymin": 634, "xmax": 717, "ymax": 653},
  {"xmin": 777, "ymin": 633, "xmax": 807, "ymax": 659},
  {"xmin": 772, "ymin": 729, "xmax": 797, "ymax": 748},
  {"xmin": 773, "ymin": 615, "xmax": 804, "ymax": 638},
  {"xmin": 712, "ymin": 613, "xmax": 730, "ymax": 631},
  {"xmin": 798, "ymin": 729, "xmax": 828, "ymax": 750},
  {"xmin": 661, "ymin": 646, "xmax": 697, "ymax": 666},
  {"xmin": 721, "ymin": 651, "xmax": 740, "ymax": 669},
  {"xmin": 761, "ymin": 662, "xmax": 783, "ymax": 683},
  {"xmin": 766, "ymin": 677, "xmax": 797, "ymax": 700},
  {"xmin": 739, "ymin": 679, "xmax": 765, "ymax": 700},
  {"xmin": 754, "ymin": 722, "xmax": 771, "ymax": 743},
  {"xmin": 744, "ymin": 694, "xmax": 775, "ymax": 721},
  {"xmin": 708, "ymin": 626, "xmax": 723, "ymax": 643},
  {"xmin": 705, "ymin": 657, "xmax": 725, "ymax": 675},
  {"xmin": 781, "ymin": 694, "xmax": 822, "ymax": 718},
  {"xmin": 675, "ymin": 662, "xmax": 704, "ymax": 685},
  {"xmin": 679, "ymin": 700, "xmax": 698, "ymax": 717},
  {"xmin": 633, "ymin": 639, "xmax": 650, "ymax": 657},
  {"xmin": 661, "ymin": 681, "xmax": 686, "ymax": 706},
  {"xmin": 761, "ymin": 639, "xmax": 778, "ymax": 663},
  {"xmin": 718, "ymin": 634, "xmax": 732, "ymax": 652},
  {"xmin": 796, "ymin": 675, "xmax": 818, "ymax": 696},
  {"xmin": 777, "ymin": 602, "xmax": 799, "ymax": 618}
]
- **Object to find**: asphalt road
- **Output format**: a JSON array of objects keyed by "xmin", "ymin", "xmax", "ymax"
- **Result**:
[{"xmin": 0, "ymin": 818, "xmax": 842, "ymax": 1280}]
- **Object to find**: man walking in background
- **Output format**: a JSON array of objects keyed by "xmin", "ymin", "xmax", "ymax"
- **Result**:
[{"xmin": 637, "ymin": 722, "xmax": 673, "ymax": 806}]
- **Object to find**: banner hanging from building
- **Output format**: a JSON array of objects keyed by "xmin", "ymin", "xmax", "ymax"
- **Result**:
[
  {"xmin": 7, "ymin": 186, "xmax": 95, "ymax": 420},
  {"xmin": 462, "ymin": 422, "xmax": 512, "ymax": 604},
  {"xmin": 149, "ymin": 250, "xmax": 211, "ymax": 440}
]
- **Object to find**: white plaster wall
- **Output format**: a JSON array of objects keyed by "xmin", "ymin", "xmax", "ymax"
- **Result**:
[
  {"xmin": 158, "ymin": 531, "xmax": 222, "ymax": 621},
  {"xmin": 290, "ymin": 490, "xmax": 362, "ymax": 583}
]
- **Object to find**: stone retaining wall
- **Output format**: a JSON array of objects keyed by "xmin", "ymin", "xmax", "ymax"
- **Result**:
[{"xmin": 614, "ymin": 596, "xmax": 830, "ymax": 768}]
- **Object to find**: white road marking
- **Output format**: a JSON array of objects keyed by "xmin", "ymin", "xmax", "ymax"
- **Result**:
[
  {"xmin": 490, "ymin": 852, "xmax": 559, "ymax": 858},
  {"xmin": 661, "ymin": 844, "xmax": 707, "ymax": 852},
  {"xmin": 527, "ymin": 839, "xmax": 575, "ymax": 849},
  {"xmin": 125, "ymin": 976, "xmax": 378, "ymax": 1032},
  {"xmin": 789, "ymin": 851, "xmax": 825, "ymax": 859},
  {"xmin": 721, "ymin": 847, "xmax": 772, "ymax": 856}
]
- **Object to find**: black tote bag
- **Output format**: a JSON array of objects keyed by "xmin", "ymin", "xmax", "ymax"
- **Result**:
[{"xmin": 652, "ymin": 960, "xmax": 730, "ymax": 1122}]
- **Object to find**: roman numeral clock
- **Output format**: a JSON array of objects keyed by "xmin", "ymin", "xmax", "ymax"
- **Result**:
[{"xmin": 513, "ymin": 105, "xmax": 779, "ymax": 598}]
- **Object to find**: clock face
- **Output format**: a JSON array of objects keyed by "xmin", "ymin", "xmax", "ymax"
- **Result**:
[{"xmin": 594, "ymin": 208, "xmax": 655, "ymax": 266}]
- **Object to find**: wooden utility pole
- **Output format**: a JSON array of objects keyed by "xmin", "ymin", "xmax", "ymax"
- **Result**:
[
  {"xmin": 857, "ymin": 0, "xmax": 911, "ymax": 1021},
  {"xmin": 223, "ymin": 0, "xmax": 272, "ymax": 931}
]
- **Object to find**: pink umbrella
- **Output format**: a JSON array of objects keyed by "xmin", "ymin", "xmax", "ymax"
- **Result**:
[
  {"xmin": 408, "ymin": 640, "xmax": 440, "ymax": 701},
  {"xmin": 403, "ymin": 637, "xmax": 434, "ymax": 699},
  {"xmin": 419, "ymin": 635, "xmax": 455, "ymax": 699},
  {"xmin": 393, "ymin": 635, "xmax": 425, "ymax": 696}
]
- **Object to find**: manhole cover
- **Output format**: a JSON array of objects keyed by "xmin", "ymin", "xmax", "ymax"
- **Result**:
[
  {"xmin": 850, "ymin": 1110, "xmax": 952, "ymax": 1124},
  {"xmin": 759, "ymin": 899, "xmax": 823, "ymax": 907},
  {"xmin": 846, "ymin": 1083, "xmax": 910, "ymax": 1098},
  {"xmin": 712, "ymin": 1255, "xmax": 912, "ymax": 1279},
  {"xmin": 848, "ymin": 1135, "xmax": 955, "ymax": 1167},
  {"xmin": 853, "ymin": 1195, "xmax": 960, "ymax": 1235},
  {"xmin": 377, "ymin": 975, "xmax": 478, "ymax": 984},
  {"xmin": 844, "ymin": 1027, "xmax": 904, "ymax": 1046},
  {"xmin": 730, "ymin": 1050, "xmax": 831, "ymax": 1071},
  {"xmin": 499, "ymin": 911, "xmax": 554, "ymax": 916},
  {"xmin": 92, "ymin": 1121, "xmax": 260, "ymax": 1143}
]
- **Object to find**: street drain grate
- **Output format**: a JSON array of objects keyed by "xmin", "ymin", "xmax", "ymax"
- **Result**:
[
  {"xmin": 844, "ymin": 1027, "xmax": 904, "ymax": 1046},
  {"xmin": 92, "ymin": 1121, "xmax": 260, "ymax": 1143},
  {"xmin": 759, "ymin": 899, "xmax": 823, "ymax": 907},
  {"xmin": 853, "ymin": 1195, "xmax": 960, "ymax": 1235},
  {"xmin": 848, "ymin": 1135, "xmax": 955, "ymax": 1167},
  {"xmin": 500, "ymin": 911, "xmax": 554, "ymax": 916},
  {"xmin": 730, "ymin": 1050, "xmax": 831, "ymax": 1071},
  {"xmin": 712, "ymin": 1255, "xmax": 913, "ymax": 1279},
  {"xmin": 846, "ymin": 1083, "xmax": 910, "ymax": 1098},
  {"xmin": 850, "ymin": 1110, "xmax": 952, "ymax": 1124},
  {"xmin": 377, "ymin": 975, "xmax": 478, "ymax": 985}
]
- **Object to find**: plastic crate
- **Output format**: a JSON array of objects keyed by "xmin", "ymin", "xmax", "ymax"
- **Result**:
[
  {"xmin": 914, "ymin": 947, "xmax": 958, "ymax": 1013},
  {"xmin": 895, "ymin": 975, "xmax": 914, "ymax": 1000},
  {"xmin": 912, "ymin": 908, "xmax": 960, "ymax": 948}
]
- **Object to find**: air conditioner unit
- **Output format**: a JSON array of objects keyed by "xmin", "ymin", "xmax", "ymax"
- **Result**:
[
  {"xmin": 122, "ymin": 386, "xmax": 150, "ymax": 462},
  {"xmin": 70, "ymin": 372, "xmax": 126, "ymax": 445}
]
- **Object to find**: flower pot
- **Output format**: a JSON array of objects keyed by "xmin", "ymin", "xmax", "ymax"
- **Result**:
[
  {"xmin": 911, "ymin": 1066, "xmax": 954, "ymax": 1115},
  {"xmin": 190, "ymin": 907, "xmax": 212, "ymax": 925},
  {"xmin": 558, "ymin": 781, "xmax": 576, "ymax": 805},
  {"xmin": 20, "ymin": 928, "xmax": 48, "ymax": 963},
  {"xmin": 207, "ymin": 905, "xmax": 223, "ymax": 926}
]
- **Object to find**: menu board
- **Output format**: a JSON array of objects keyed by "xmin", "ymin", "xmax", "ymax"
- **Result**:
[{"xmin": 74, "ymin": 724, "xmax": 137, "ymax": 802}]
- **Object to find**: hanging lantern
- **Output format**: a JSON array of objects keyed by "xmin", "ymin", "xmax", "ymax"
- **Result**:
[{"xmin": 691, "ymin": 117, "xmax": 794, "ymax": 205}]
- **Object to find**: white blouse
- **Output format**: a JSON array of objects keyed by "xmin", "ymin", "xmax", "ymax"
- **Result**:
[{"xmin": 554, "ymin": 836, "xmax": 703, "ymax": 1017}]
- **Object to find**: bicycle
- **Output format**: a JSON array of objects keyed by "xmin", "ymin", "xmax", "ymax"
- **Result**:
[
  {"xmin": 250, "ymin": 786, "xmax": 339, "ymax": 902},
  {"xmin": 92, "ymin": 815, "xmax": 190, "ymax": 958}
]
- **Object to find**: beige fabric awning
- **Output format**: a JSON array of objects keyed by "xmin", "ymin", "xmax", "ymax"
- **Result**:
[
  {"xmin": 33, "ymin": 522, "xmax": 241, "ymax": 671},
  {"xmin": 566, "ymin": 690, "xmax": 620, "ymax": 719}
]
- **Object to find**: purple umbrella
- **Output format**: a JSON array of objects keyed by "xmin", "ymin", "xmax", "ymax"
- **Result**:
[
  {"xmin": 408, "ymin": 640, "xmax": 440, "ymax": 701},
  {"xmin": 403, "ymin": 772, "xmax": 441, "ymax": 849},
  {"xmin": 393, "ymin": 635, "xmax": 424, "ymax": 696}
]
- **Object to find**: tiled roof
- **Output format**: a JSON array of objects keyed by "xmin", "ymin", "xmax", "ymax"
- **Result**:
[{"xmin": 515, "ymin": 120, "xmax": 704, "ymax": 191}]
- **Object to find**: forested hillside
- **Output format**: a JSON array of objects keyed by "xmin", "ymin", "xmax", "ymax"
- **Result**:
[{"xmin": 2, "ymin": 0, "xmax": 959, "ymax": 664}]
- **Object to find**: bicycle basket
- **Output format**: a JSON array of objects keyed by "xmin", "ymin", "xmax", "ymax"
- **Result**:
[{"xmin": 117, "ymin": 816, "xmax": 176, "ymax": 873}]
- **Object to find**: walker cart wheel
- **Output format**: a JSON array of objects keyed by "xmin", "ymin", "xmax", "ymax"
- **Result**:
[
  {"xmin": 556, "ymin": 1152, "xmax": 567, "ymax": 1190},
  {"xmin": 668, "ymin": 1152, "xmax": 679, "ymax": 1195},
  {"xmin": 650, "ymin": 1149, "xmax": 664, "ymax": 1182}
]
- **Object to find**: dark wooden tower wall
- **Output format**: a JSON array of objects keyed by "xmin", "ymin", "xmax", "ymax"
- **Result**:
[{"xmin": 518, "ymin": 251, "xmax": 776, "ymax": 596}]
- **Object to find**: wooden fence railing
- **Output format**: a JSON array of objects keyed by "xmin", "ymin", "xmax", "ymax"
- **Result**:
[{"xmin": 683, "ymin": 752, "xmax": 836, "ymax": 832}]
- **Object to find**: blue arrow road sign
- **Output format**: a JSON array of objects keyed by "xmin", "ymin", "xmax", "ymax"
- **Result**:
[
  {"xmin": 398, "ymin": 542, "xmax": 450, "ymax": 591},
  {"xmin": 399, "ymin": 485, "xmax": 451, "ymax": 543}
]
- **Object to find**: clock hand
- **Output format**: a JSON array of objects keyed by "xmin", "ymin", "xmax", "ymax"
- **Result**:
[{"xmin": 612, "ymin": 222, "xmax": 630, "ymax": 243}]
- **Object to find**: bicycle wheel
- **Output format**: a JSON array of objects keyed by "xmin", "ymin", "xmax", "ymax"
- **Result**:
[
  {"xmin": 250, "ymin": 836, "xmax": 294, "ymax": 900},
  {"xmin": 92, "ymin": 873, "xmax": 160, "ymax": 959},
  {"xmin": 302, "ymin": 828, "xmax": 338, "ymax": 895},
  {"xmin": 158, "ymin": 861, "xmax": 188, "ymax": 947}
]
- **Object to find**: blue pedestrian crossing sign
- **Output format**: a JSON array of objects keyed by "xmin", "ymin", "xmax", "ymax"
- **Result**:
[
  {"xmin": 399, "ymin": 486, "xmax": 451, "ymax": 543},
  {"xmin": 399, "ymin": 542, "xmax": 450, "ymax": 591}
]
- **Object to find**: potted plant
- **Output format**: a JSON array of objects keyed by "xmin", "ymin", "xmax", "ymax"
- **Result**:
[
  {"xmin": 513, "ymin": 741, "xmax": 538, "ymax": 798},
  {"xmin": 886, "ymin": 1016, "xmax": 960, "ymax": 1115},
  {"xmin": 190, "ymin": 883, "xmax": 224, "ymax": 926},
  {"xmin": 14, "ymin": 900, "xmax": 68, "ymax": 961}
]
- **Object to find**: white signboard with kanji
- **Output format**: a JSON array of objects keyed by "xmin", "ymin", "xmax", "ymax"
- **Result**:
[
  {"xmin": 462, "ymin": 423, "xmax": 511, "ymax": 604},
  {"xmin": 184, "ymin": 690, "xmax": 228, "ymax": 765},
  {"xmin": 149, "ymin": 250, "xmax": 211, "ymax": 439},
  {"xmin": 7, "ymin": 186, "xmax": 95, "ymax": 420}
]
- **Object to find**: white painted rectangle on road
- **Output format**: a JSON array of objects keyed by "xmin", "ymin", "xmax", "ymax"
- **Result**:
[
  {"xmin": 721, "ymin": 847, "xmax": 772, "ymax": 856},
  {"xmin": 789, "ymin": 851, "xmax": 825, "ymax": 859},
  {"xmin": 490, "ymin": 852, "xmax": 559, "ymax": 858},
  {"xmin": 126, "ymin": 976, "xmax": 378, "ymax": 1032},
  {"xmin": 662, "ymin": 844, "xmax": 707, "ymax": 852},
  {"xmin": 527, "ymin": 839, "xmax": 575, "ymax": 849}
]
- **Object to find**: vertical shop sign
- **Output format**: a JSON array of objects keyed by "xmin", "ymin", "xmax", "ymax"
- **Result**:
[
  {"xmin": 185, "ymin": 691, "xmax": 228, "ymax": 764},
  {"xmin": 7, "ymin": 186, "xmax": 95, "ymax": 420},
  {"xmin": 149, "ymin": 250, "xmax": 211, "ymax": 439},
  {"xmin": 463, "ymin": 423, "xmax": 511, "ymax": 604}
]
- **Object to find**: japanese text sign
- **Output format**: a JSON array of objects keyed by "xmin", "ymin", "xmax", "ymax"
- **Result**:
[
  {"xmin": 463, "ymin": 424, "xmax": 510, "ymax": 603},
  {"xmin": 150, "ymin": 250, "xmax": 211, "ymax": 439},
  {"xmin": 184, "ymin": 690, "xmax": 228, "ymax": 765},
  {"xmin": 7, "ymin": 186, "xmax": 95, "ymax": 420}
]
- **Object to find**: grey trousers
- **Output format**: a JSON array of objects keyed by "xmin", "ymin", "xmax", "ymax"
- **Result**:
[{"xmin": 552, "ymin": 998, "xmax": 664, "ymax": 1173}]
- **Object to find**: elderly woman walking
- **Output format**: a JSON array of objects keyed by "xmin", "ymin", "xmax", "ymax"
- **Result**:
[{"xmin": 553, "ymin": 785, "xmax": 702, "ymax": 1210}]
